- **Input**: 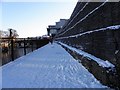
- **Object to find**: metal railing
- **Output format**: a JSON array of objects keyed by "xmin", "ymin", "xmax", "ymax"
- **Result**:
[{"xmin": 1, "ymin": 37, "xmax": 49, "ymax": 65}]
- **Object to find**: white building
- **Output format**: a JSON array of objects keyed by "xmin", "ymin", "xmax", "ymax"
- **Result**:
[
  {"xmin": 47, "ymin": 19, "xmax": 67, "ymax": 37},
  {"xmin": 56, "ymin": 19, "xmax": 68, "ymax": 29}
]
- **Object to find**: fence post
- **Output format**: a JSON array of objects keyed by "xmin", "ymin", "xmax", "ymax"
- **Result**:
[
  {"xmin": 9, "ymin": 29, "xmax": 14, "ymax": 61},
  {"xmin": 32, "ymin": 40, "xmax": 33, "ymax": 52},
  {"xmin": 11, "ymin": 37, "xmax": 14, "ymax": 61},
  {"xmin": 24, "ymin": 38, "xmax": 26, "ymax": 55},
  {"xmin": 36, "ymin": 37, "xmax": 38, "ymax": 49}
]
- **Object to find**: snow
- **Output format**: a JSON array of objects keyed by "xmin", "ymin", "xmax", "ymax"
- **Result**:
[
  {"xmin": 0, "ymin": 68, "xmax": 1, "ymax": 90},
  {"xmin": 115, "ymin": 50, "xmax": 119, "ymax": 54},
  {"xmin": 56, "ymin": 25, "xmax": 120, "ymax": 40},
  {"xmin": 1, "ymin": 43, "xmax": 107, "ymax": 88},
  {"xmin": 58, "ymin": 42, "xmax": 115, "ymax": 68},
  {"xmin": 107, "ymin": 25, "xmax": 120, "ymax": 30}
]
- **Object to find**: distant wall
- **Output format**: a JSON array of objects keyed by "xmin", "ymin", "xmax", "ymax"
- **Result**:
[{"xmin": 55, "ymin": 1, "xmax": 120, "ymax": 89}]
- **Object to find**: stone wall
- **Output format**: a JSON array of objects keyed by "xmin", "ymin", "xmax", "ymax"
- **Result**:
[{"xmin": 55, "ymin": 1, "xmax": 120, "ymax": 89}]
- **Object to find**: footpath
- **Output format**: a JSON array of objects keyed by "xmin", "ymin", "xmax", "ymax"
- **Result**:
[{"xmin": 1, "ymin": 43, "xmax": 106, "ymax": 88}]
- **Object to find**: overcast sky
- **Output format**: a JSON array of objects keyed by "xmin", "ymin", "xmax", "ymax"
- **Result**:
[{"xmin": 1, "ymin": 0, "xmax": 77, "ymax": 38}]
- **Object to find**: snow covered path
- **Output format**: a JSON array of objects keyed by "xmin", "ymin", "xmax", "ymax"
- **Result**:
[{"xmin": 2, "ymin": 43, "xmax": 106, "ymax": 88}]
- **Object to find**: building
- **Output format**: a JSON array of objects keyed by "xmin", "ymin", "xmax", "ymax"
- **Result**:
[{"xmin": 47, "ymin": 19, "xmax": 67, "ymax": 37}]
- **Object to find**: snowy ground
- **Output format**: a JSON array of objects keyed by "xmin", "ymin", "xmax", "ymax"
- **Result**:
[{"xmin": 1, "ymin": 43, "xmax": 107, "ymax": 88}]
